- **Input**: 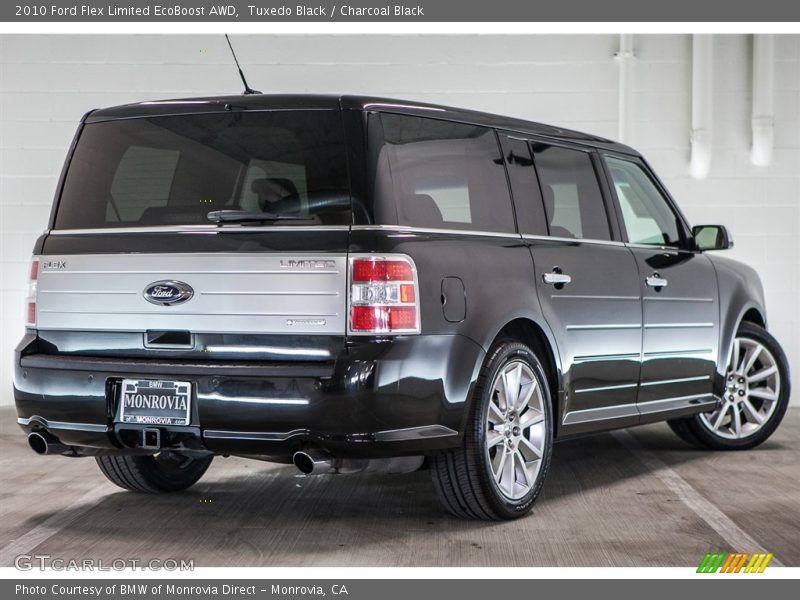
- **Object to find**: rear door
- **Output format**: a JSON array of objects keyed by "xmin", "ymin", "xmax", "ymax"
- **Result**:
[
  {"xmin": 503, "ymin": 135, "xmax": 643, "ymax": 433},
  {"xmin": 39, "ymin": 108, "xmax": 354, "ymax": 348},
  {"xmin": 600, "ymin": 154, "xmax": 719, "ymax": 420}
]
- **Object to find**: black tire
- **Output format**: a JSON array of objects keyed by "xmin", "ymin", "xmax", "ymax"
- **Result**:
[
  {"xmin": 431, "ymin": 340, "xmax": 553, "ymax": 520},
  {"xmin": 96, "ymin": 452, "xmax": 213, "ymax": 493},
  {"xmin": 668, "ymin": 322, "xmax": 791, "ymax": 450},
  {"xmin": 667, "ymin": 418, "xmax": 706, "ymax": 448}
]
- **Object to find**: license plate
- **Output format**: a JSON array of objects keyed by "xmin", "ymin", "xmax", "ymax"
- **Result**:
[{"xmin": 118, "ymin": 379, "xmax": 191, "ymax": 426}]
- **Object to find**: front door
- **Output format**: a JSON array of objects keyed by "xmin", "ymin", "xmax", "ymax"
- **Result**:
[{"xmin": 601, "ymin": 154, "xmax": 719, "ymax": 421}]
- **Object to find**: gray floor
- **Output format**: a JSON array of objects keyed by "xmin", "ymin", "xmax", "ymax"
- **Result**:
[{"xmin": 1, "ymin": 406, "xmax": 798, "ymax": 568}]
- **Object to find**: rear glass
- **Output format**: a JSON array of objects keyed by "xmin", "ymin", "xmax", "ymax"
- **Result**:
[{"xmin": 54, "ymin": 110, "xmax": 351, "ymax": 229}]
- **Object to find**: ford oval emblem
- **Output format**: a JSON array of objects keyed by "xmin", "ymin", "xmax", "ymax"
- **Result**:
[{"xmin": 143, "ymin": 280, "xmax": 194, "ymax": 306}]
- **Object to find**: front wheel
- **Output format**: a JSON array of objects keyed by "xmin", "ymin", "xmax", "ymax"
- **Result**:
[
  {"xmin": 668, "ymin": 322, "xmax": 791, "ymax": 450},
  {"xmin": 96, "ymin": 452, "xmax": 213, "ymax": 493},
  {"xmin": 431, "ymin": 341, "xmax": 553, "ymax": 520}
]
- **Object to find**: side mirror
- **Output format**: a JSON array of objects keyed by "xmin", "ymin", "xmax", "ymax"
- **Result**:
[{"xmin": 692, "ymin": 225, "xmax": 733, "ymax": 251}]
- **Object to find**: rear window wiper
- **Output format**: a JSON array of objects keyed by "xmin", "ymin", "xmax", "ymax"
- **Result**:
[{"xmin": 207, "ymin": 210, "xmax": 309, "ymax": 224}]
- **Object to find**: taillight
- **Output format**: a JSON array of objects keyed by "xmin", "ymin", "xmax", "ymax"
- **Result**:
[
  {"xmin": 348, "ymin": 255, "xmax": 420, "ymax": 335},
  {"xmin": 26, "ymin": 257, "xmax": 39, "ymax": 328}
]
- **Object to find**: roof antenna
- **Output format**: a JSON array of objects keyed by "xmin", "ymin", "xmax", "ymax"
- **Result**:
[{"xmin": 225, "ymin": 34, "xmax": 261, "ymax": 95}]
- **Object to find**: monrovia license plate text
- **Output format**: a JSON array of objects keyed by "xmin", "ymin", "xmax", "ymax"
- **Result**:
[{"xmin": 119, "ymin": 380, "xmax": 191, "ymax": 425}]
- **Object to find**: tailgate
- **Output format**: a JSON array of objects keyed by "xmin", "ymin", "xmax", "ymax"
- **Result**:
[{"xmin": 35, "ymin": 251, "xmax": 347, "ymax": 335}]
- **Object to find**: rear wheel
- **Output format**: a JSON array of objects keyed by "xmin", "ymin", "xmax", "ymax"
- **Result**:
[
  {"xmin": 431, "ymin": 341, "xmax": 553, "ymax": 520},
  {"xmin": 96, "ymin": 452, "xmax": 213, "ymax": 493},
  {"xmin": 668, "ymin": 322, "xmax": 790, "ymax": 450}
]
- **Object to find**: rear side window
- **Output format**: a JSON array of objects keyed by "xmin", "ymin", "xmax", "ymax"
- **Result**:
[
  {"xmin": 372, "ymin": 113, "xmax": 515, "ymax": 233},
  {"xmin": 531, "ymin": 143, "xmax": 611, "ymax": 241},
  {"xmin": 55, "ymin": 110, "xmax": 350, "ymax": 229}
]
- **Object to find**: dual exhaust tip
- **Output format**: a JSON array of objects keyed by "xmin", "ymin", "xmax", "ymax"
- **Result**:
[
  {"xmin": 29, "ymin": 433, "xmax": 422, "ymax": 474},
  {"xmin": 293, "ymin": 449, "xmax": 335, "ymax": 474},
  {"xmin": 27, "ymin": 431, "xmax": 153, "ymax": 458},
  {"xmin": 29, "ymin": 433, "xmax": 345, "ymax": 468},
  {"xmin": 291, "ymin": 449, "xmax": 371, "ymax": 475},
  {"xmin": 28, "ymin": 434, "xmax": 339, "ymax": 468},
  {"xmin": 28, "ymin": 431, "xmax": 68, "ymax": 456}
]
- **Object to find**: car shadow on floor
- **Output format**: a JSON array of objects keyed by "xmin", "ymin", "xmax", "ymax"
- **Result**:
[{"xmin": 9, "ymin": 423, "xmax": 791, "ymax": 567}]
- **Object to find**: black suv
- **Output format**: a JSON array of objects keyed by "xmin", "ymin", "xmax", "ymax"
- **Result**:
[{"xmin": 15, "ymin": 95, "xmax": 791, "ymax": 520}]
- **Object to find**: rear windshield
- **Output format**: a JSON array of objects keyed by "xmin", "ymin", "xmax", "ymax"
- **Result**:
[{"xmin": 54, "ymin": 110, "xmax": 351, "ymax": 229}]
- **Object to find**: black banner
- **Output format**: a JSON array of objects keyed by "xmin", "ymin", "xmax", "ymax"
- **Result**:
[
  {"xmin": 5, "ymin": 579, "xmax": 799, "ymax": 600},
  {"xmin": 3, "ymin": 0, "xmax": 800, "ymax": 22}
]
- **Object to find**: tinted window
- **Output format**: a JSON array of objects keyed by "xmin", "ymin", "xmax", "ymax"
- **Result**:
[
  {"xmin": 605, "ymin": 156, "xmax": 683, "ymax": 247},
  {"xmin": 55, "ymin": 111, "xmax": 350, "ymax": 229},
  {"xmin": 499, "ymin": 136, "xmax": 547, "ymax": 236},
  {"xmin": 373, "ymin": 113, "xmax": 515, "ymax": 233},
  {"xmin": 531, "ymin": 144, "xmax": 611, "ymax": 241},
  {"xmin": 108, "ymin": 146, "xmax": 179, "ymax": 221}
]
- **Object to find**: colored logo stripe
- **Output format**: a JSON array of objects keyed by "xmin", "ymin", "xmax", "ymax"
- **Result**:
[
  {"xmin": 745, "ymin": 553, "xmax": 774, "ymax": 573},
  {"xmin": 697, "ymin": 553, "xmax": 726, "ymax": 573},
  {"xmin": 697, "ymin": 552, "xmax": 773, "ymax": 573}
]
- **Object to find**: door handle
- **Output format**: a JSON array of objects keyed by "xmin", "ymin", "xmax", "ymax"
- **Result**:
[
  {"xmin": 543, "ymin": 270, "xmax": 572, "ymax": 286},
  {"xmin": 646, "ymin": 273, "xmax": 668, "ymax": 288}
]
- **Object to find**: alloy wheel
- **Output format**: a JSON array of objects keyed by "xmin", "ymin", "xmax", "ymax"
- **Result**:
[
  {"xmin": 485, "ymin": 360, "xmax": 547, "ymax": 500},
  {"xmin": 699, "ymin": 337, "xmax": 781, "ymax": 439}
]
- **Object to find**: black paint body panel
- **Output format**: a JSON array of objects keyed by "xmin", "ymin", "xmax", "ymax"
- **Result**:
[
  {"xmin": 14, "ymin": 94, "xmax": 775, "ymax": 462},
  {"xmin": 15, "ymin": 332, "xmax": 484, "ymax": 458}
]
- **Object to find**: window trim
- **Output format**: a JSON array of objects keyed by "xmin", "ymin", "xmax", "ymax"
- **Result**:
[{"xmin": 598, "ymin": 152, "xmax": 694, "ymax": 252}]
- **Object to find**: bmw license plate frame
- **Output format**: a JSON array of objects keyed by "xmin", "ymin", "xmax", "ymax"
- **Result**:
[{"xmin": 118, "ymin": 379, "xmax": 192, "ymax": 426}]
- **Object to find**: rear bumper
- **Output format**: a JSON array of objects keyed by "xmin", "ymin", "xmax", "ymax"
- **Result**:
[{"xmin": 14, "ymin": 333, "xmax": 484, "ymax": 459}]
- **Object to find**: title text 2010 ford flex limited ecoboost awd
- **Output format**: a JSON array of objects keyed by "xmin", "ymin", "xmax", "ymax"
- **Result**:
[{"xmin": 15, "ymin": 95, "xmax": 792, "ymax": 520}]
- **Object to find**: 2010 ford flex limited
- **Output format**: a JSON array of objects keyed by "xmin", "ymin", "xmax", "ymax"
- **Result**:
[{"xmin": 15, "ymin": 95, "xmax": 791, "ymax": 520}]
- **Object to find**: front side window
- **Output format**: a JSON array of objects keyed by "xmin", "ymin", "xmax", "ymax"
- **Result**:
[
  {"xmin": 605, "ymin": 156, "xmax": 683, "ymax": 247},
  {"xmin": 531, "ymin": 143, "xmax": 611, "ymax": 241},
  {"xmin": 55, "ymin": 110, "xmax": 350, "ymax": 229},
  {"xmin": 372, "ymin": 113, "xmax": 515, "ymax": 233}
]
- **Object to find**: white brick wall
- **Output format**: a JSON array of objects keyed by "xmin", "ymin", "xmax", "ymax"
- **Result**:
[{"xmin": 1, "ymin": 34, "xmax": 798, "ymax": 406}]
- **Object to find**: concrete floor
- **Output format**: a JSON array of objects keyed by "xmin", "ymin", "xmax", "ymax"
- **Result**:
[{"xmin": 1, "ymin": 406, "xmax": 798, "ymax": 568}]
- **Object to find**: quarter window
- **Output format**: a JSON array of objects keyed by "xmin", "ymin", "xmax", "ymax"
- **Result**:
[
  {"xmin": 373, "ymin": 113, "xmax": 515, "ymax": 233},
  {"xmin": 531, "ymin": 144, "xmax": 611, "ymax": 241},
  {"xmin": 605, "ymin": 156, "xmax": 683, "ymax": 247}
]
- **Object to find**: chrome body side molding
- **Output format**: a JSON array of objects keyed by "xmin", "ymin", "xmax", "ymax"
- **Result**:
[{"xmin": 562, "ymin": 394, "xmax": 717, "ymax": 425}]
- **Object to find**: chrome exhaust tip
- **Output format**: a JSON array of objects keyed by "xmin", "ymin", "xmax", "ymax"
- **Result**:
[
  {"xmin": 292, "ymin": 449, "xmax": 333, "ymax": 474},
  {"xmin": 28, "ymin": 431, "xmax": 68, "ymax": 455}
]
